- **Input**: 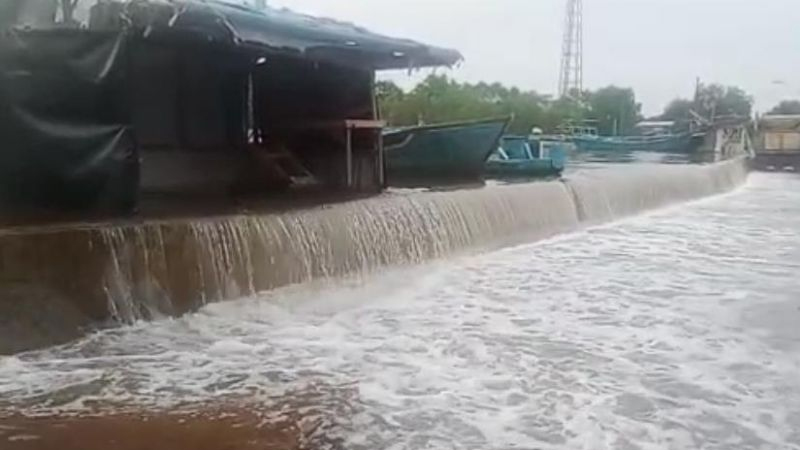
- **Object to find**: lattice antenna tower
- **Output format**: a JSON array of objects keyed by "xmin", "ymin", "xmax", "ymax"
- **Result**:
[{"xmin": 558, "ymin": 0, "xmax": 583, "ymax": 98}]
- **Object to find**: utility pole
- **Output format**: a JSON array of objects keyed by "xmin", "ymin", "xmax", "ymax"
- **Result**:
[{"xmin": 558, "ymin": 0, "xmax": 583, "ymax": 99}]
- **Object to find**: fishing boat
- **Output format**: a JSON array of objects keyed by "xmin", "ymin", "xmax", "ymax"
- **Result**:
[
  {"xmin": 571, "ymin": 132, "xmax": 695, "ymax": 153},
  {"xmin": 485, "ymin": 136, "xmax": 567, "ymax": 178},
  {"xmin": 384, "ymin": 117, "xmax": 511, "ymax": 185},
  {"xmin": 564, "ymin": 121, "xmax": 697, "ymax": 153}
]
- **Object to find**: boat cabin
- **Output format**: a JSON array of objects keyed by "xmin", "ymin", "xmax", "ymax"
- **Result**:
[
  {"xmin": 0, "ymin": 0, "xmax": 460, "ymax": 218},
  {"xmin": 495, "ymin": 137, "xmax": 537, "ymax": 161},
  {"xmin": 495, "ymin": 135, "xmax": 566, "ymax": 163},
  {"xmin": 694, "ymin": 115, "xmax": 753, "ymax": 157},
  {"xmin": 634, "ymin": 121, "xmax": 677, "ymax": 136},
  {"xmin": 557, "ymin": 125, "xmax": 599, "ymax": 138}
]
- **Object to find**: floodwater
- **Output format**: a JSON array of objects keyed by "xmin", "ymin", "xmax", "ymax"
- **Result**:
[
  {"xmin": 1, "ymin": 172, "xmax": 799, "ymax": 450},
  {"xmin": 566, "ymin": 149, "xmax": 724, "ymax": 169}
]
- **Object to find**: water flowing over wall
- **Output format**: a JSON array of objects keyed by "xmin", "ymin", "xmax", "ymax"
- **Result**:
[{"xmin": 0, "ymin": 158, "xmax": 749, "ymax": 353}]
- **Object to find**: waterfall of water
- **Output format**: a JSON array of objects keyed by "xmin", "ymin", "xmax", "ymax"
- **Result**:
[
  {"xmin": 95, "ymin": 180, "xmax": 581, "ymax": 320},
  {"xmin": 0, "ymin": 158, "xmax": 750, "ymax": 346},
  {"xmin": 566, "ymin": 158, "xmax": 748, "ymax": 224}
]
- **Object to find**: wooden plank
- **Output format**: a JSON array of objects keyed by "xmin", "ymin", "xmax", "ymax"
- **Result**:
[{"xmin": 273, "ymin": 119, "xmax": 385, "ymax": 131}]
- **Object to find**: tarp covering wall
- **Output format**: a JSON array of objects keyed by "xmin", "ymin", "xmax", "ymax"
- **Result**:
[
  {"xmin": 0, "ymin": 30, "xmax": 138, "ymax": 212},
  {"xmin": 129, "ymin": 40, "xmax": 249, "ymax": 151}
]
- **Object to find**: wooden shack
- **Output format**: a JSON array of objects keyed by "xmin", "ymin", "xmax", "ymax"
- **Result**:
[
  {"xmin": 758, "ymin": 115, "xmax": 800, "ymax": 152},
  {"xmin": 753, "ymin": 115, "xmax": 800, "ymax": 171},
  {"xmin": 0, "ymin": 0, "xmax": 461, "ymax": 218}
]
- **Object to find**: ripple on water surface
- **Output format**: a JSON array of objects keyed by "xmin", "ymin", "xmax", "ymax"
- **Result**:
[{"xmin": 1, "ymin": 173, "xmax": 800, "ymax": 450}]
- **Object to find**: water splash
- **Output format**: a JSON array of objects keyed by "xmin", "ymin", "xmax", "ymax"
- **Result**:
[
  {"xmin": 95, "ymin": 159, "xmax": 747, "ymax": 323},
  {"xmin": 1, "ymin": 159, "xmax": 749, "ymax": 332}
]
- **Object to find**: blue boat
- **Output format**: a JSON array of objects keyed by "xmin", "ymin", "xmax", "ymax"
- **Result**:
[
  {"xmin": 571, "ymin": 133, "xmax": 695, "ymax": 153},
  {"xmin": 485, "ymin": 136, "xmax": 567, "ymax": 178},
  {"xmin": 384, "ymin": 117, "xmax": 511, "ymax": 185},
  {"xmin": 561, "ymin": 122, "xmax": 698, "ymax": 153}
]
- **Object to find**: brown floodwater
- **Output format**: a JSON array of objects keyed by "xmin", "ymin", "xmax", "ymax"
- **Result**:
[{"xmin": 1, "ymin": 408, "xmax": 310, "ymax": 450}]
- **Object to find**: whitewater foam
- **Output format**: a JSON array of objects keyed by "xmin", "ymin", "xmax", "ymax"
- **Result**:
[{"xmin": 1, "ymin": 174, "xmax": 799, "ymax": 449}]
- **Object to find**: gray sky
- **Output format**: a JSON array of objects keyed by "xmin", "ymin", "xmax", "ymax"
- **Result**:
[{"xmin": 271, "ymin": 0, "xmax": 800, "ymax": 116}]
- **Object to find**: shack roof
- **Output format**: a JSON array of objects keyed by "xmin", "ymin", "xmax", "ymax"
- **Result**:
[
  {"xmin": 635, "ymin": 121, "xmax": 675, "ymax": 128},
  {"xmin": 760, "ymin": 115, "xmax": 800, "ymax": 131},
  {"xmin": 4, "ymin": 0, "xmax": 463, "ymax": 71}
]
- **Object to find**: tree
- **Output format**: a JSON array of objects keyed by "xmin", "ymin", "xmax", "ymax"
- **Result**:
[
  {"xmin": 586, "ymin": 86, "xmax": 641, "ymax": 135},
  {"xmin": 376, "ymin": 81, "xmax": 404, "ymax": 101},
  {"xmin": 375, "ymin": 80, "xmax": 405, "ymax": 123},
  {"xmin": 660, "ymin": 84, "xmax": 754, "ymax": 124},
  {"xmin": 695, "ymin": 83, "xmax": 753, "ymax": 119},
  {"xmin": 376, "ymin": 75, "xmax": 640, "ymax": 135},
  {"xmin": 543, "ymin": 96, "xmax": 588, "ymax": 131},
  {"xmin": 768, "ymin": 100, "xmax": 800, "ymax": 115},
  {"xmin": 376, "ymin": 74, "xmax": 555, "ymax": 133},
  {"xmin": 718, "ymin": 86, "xmax": 753, "ymax": 117},
  {"xmin": 661, "ymin": 98, "xmax": 693, "ymax": 121}
]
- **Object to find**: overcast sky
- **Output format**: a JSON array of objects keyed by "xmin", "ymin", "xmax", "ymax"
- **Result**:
[{"xmin": 271, "ymin": 0, "xmax": 800, "ymax": 116}]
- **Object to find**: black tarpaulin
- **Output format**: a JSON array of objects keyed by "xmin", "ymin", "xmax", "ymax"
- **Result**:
[
  {"xmin": 25, "ymin": 0, "xmax": 463, "ymax": 71},
  {"xmin": 0, "ymin": 30, "xmax": 138, "ymax": 212},
  {"xmin": 198, "ymin": 1, "xmax": 463, "ymax": 70}
]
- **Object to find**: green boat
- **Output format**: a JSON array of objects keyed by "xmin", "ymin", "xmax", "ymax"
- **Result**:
[
  {"xmin": 560, "ymin": 122, "xmax": 699, "ymax": 153},
  {"xmin": 384, "ymin": 117, "xmax": 511, "ymax": 185},
  {"xmin": 571, "ymin": 133, "xmax": 695, "ymax": 153},
  {"xmin": 485, "ymin": 136, "xmax": 567, "ymax": 178}
]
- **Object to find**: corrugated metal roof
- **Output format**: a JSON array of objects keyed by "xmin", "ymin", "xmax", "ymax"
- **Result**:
[
  {"xmin": 635, "ymin": 121, "xmax": 675, "ymax": 127},
  {"xmin": 760, "ymin": 115, "xmax": 800, "ymax": 131}
]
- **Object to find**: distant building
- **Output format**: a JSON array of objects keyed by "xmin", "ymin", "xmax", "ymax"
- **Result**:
[
  {"xmin": 634, "ymin": 121, "xmax": 676, "ymax": 136},
  {"xmin": 753, "ymin": 115, "xmax": 800, "ymax": 171},
  {"xmin": 758, "ymin": 115, "xmax": 800, "ymax": 153},
  {"xmin": 690, "ymin": 115, "xmax": 753, "ymax": 158}
]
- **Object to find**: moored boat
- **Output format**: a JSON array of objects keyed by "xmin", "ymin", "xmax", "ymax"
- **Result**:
[
  {"xmin": 563, "ymin": 121, "xmax": 698, "ymax": 153},
  {"xmin": 485, "ymin": 135, "xmax": 566, "ymax": 178},
  {"xmin": 571, "ymin": 132, "xmax": 694, "ymax": 153},
  {"xmin": 384, "ymin": 117, "xmax": 511, "ymax": 185}
]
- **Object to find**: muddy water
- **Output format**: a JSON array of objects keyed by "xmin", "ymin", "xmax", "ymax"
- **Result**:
[
  {"xmin": 1, "ymin": 409, "xmax": 304, "ymax": 450},
  {"xmin": 1, "ymin": 172, "xmax": 799, "ymax": 449}
]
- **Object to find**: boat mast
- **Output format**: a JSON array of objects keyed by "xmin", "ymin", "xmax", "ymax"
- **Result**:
[{"xmin": 558, "ymin": 0, "xmax": 583, "ymax": 99}]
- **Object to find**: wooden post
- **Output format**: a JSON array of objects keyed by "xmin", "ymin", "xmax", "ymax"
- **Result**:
[
  {"xmin": 345, "ymin": 126, "xmax": 353, "ymax": 188},
  {"xmin": 61, "ymin": 0, "xmax": 77, "ymax": 24},
  {"xmin": 377, "ymin": 130, "xmax": 385, "ymax": 188},
  {"xmin": 370, "ymin": 72, "xmax": 385, "ymax": 188}
]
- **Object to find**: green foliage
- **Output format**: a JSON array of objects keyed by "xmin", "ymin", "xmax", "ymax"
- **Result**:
[
  {"xmin": 376, "ymin": 80, "xmax": 404, "ymax": 102},
  {"xmin": 585, "ymin": 86, "xmax": 641, "ymax": 135},
  {"xmin": 660, "ymin": 84, "xmax": 754, "ymax": 123},
  {"xmin": 377, "ymin": 75, "xmax": 553, "ymax": 134},
  {"xmin": 661, "ymin": 98, "xmax": 694, "ymax": 121},
  {"xmin": 377, "ymin": 74, "xmax": 590, "ymax": 135},
  {"xmin": 694, "ymin": 83, "xmax": 753, "ymax": 118},
  {"xmin": 768, "ymin": 100, "xmax": 800, "ymax": 115},
  {"xmin": 379, "ymin": 75, "xmax": 751, "ymax": 136}
]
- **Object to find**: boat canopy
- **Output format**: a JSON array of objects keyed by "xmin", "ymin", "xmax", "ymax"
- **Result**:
[
  {"xmin": 1, "ymin": 0, "xmax": 463, "ymax": 70},
  {"xmin": 500, "ymin": 137, "xmax": 532, "ymax": 160},
  {"xmin": 759, "ymin": 115, "xmax": 800, "ymax": 131}
]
